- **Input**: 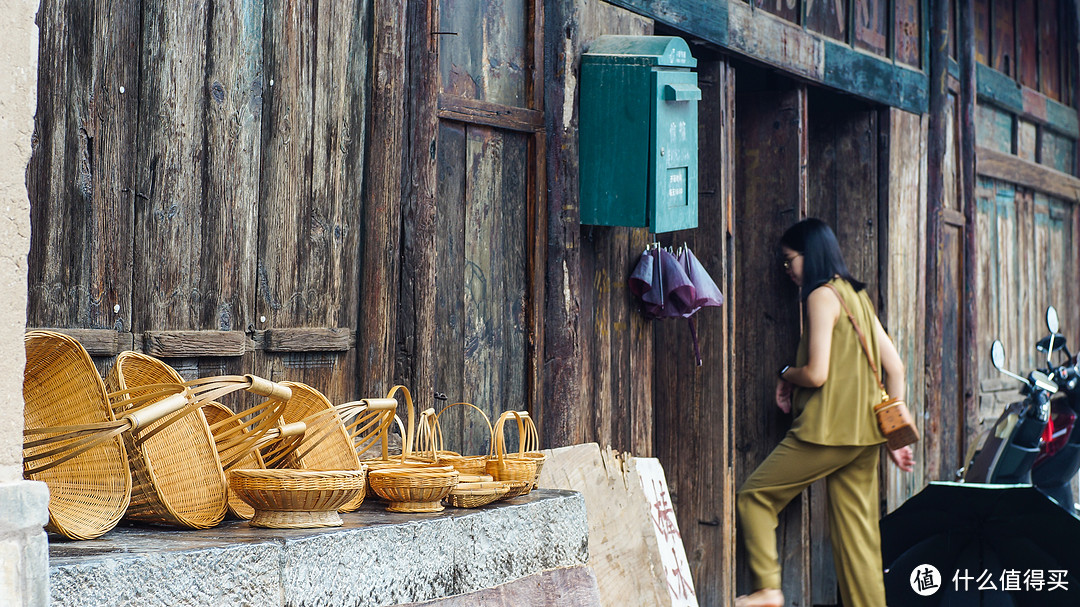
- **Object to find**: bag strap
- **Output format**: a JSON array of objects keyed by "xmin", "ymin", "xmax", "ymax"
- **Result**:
[{"xmin": 822, "ymin": 284, "xmax": 887, "ymax": 396}]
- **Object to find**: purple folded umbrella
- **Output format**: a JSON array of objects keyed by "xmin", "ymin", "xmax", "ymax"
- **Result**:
[
  {"xmin": 678, "ymin": 247, "xmax": 724, "ymax": 315},
  {"xmin": 656, "ymin": 247, "xmax": 695, "ymax": 318}
]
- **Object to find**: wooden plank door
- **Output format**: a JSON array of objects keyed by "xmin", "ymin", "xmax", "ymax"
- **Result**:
[
  {"xmin": 426, "ymin": 0, "xmax": 545, "ymax": 456},
  {"xmin": 733, "ymin": 81, "xmax": 808, "ymax": 601},
  {"xmin": 26, "ymin": 0, "xmax": 373, "ymax": 410},
  {"xmin": 804, "ymin": 91, "xmax": 881, "ymax": 606}
]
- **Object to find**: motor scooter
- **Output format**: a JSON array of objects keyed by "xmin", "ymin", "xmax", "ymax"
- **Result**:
[
  {"xmin": 1030, "ymin": 306, "xmax": 1080, "ymax": 512},
  {"xmin": 962, "ymin": 308, "xmax": 1059, "ymax": 485}
]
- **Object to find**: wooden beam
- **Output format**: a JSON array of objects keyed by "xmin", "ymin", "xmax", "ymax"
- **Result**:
[
  {"xmin": 437, "ymin": 94, "xmax": 544, "ymax": 132},
  {"xmin": 961, "ymin": 0, "xmax": 980, "ymax": 477},
  {"xmin": 976, "ymin": 146, "xmax": 1080, "ymax": 201},
  {"xmin": 397, "ymin": 0, "xmax": 440, "ymax": 406},
  {"xmin": 41, "ymin": 329, "xmax": 135, "ymax": 357},
  {"xmin": 599, "ymin": 0, "xmax": 929, "ymax": 114},
  {"xmin": 142, "ymin": 330, "xmax": 249, "ymax": 357},
  {"xmin": 977, "ymin": 63, "xmax": 1080, "ymax": 136},
  {"xmin": 357, "ymin": 0, "xmax": 408, "ymax": 397},
  {"xmin": 542, "ymin": 0, "xmax": 585, "ymax": 448},
  {"xmin": 262, "ymin": 328, "xmax": 354, "ymax": 352}
]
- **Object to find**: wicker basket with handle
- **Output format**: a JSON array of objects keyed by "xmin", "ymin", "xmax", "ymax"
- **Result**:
[
  {"xmin": 486, "ymin": 411, "xmax": 544, "ymax": 494},
  {"xmin": 106, "ymin": 352, "xmax": 292, "ymax": 529},
  {"xmin": 23, "ymin": 331, "xmax": 199, "ymax": 539},
  {"xmin": 415, "ymin": 402, "xmax": 492, "ymax": 476}
]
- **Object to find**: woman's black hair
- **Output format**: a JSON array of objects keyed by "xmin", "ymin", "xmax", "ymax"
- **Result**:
[{"xmin": 780, "ymin": 218, "xmax": 866, "ymax": 300}]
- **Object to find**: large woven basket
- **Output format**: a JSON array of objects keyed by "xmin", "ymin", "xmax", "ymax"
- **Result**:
[
  {"xmin": 228, "ymin": 468, "xmax": 366, "ymax": 528},
  {"xmin": 106, "ymin": 352, "xmax": 292, "ymax": 529},
  {"xmin": 23, "ymin": 331, "xmax": 131, "ymax": 540}
]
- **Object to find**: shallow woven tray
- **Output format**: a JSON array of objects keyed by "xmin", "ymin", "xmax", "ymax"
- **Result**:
[
  {"xmin": 444, "ymin": 482, "xmax": 511, "ymax": 508},
  {"xmin": 229, "ymin": 468, "xmax": 366, "ymax": 528},
  {"xmin": 368, "ymin": 468, "xmax": 459, "ymax": 513}
]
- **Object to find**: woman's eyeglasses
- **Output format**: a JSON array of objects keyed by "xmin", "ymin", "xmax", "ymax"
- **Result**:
[{"xmin": 782, "ymin": 254, "xmax": 801, "ymax": 270}]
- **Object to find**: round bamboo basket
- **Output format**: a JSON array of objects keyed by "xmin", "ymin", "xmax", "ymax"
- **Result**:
[
  {"xmin": 444, "ymin": 481, "xmax": 511, "ymax": 508},
  {"xmin": 279, "ymin": 382, "xmax": 368, "ymax": 511},
  {"xmin": 368, "ymin": 467, "xmax": 459, "ymax": 513},
  {"xmin": 229, "ymin": 468, "xmax": 366, "ymax": 528},
  {"xmin": 22, "ymin": 331, "xmax": 132, "ymax": 540},
  {"xmin": 106, "ymin": 353, "xmax": 293, "ymax": 529}
]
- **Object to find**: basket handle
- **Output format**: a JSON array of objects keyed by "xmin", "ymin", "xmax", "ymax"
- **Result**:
[
  {"xmin": 257, "ymin": 421, "xmax": 307, "ymax": 468},
  {"xmin": 182, "ymin": 375, "xmax": 292, "ymax": 468},
  {"xmin": 385, "ymin": 385, "xmax": 416, "ymax": 457},
  {"xmin": 415, "ymin": 408, "xmax": 444, "ymax": 461},
  {"xmin": 491, "ymin": 410, "xmax": 525, "ymax": 462},
  {"xmin": 433, "ymin": 402, "xmax": 494, "ymax": 457},
  {"xmin": 23, "ymin": 387, "xmax": 197, "ymax": 475}
]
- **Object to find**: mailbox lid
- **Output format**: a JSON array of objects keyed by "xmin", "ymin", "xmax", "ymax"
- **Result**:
[
  {"xmin": 581, "ymin": 35, "xmax": 697, "ymax": 68},
  {"xmin": 649, "ymin": 69, "xmax": 699, "ymax": 234}
]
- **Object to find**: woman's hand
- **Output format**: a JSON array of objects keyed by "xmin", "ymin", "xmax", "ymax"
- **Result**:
[
  {"xmin": 775, "ymin": 379, "xmax": 793, "ymax": 413},
  {"xmin": 887, "ymin": 445, "xmax": 915, "ymax": 472}
]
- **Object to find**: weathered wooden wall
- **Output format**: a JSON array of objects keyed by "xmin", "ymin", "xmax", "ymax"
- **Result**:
[
  {"xmin": 27, "ymin": 0, "xmax": 373, "ymax": 409},
  {"xmin": 882, "ymin": 108, "xmax": 930, "ymax": 511}
]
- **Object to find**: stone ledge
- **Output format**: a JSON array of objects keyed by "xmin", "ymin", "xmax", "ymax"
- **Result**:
[{"xmin": 48, "ymin": 489, "xmax": 588, "ymax": 607}]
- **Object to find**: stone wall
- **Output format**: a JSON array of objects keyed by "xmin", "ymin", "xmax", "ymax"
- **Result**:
[{"xmin": 0, "ymin": 1, "xmax": 49, "ymax": 606}]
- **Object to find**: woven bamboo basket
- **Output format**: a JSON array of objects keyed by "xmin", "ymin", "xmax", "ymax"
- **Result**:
[
  {"xmin": 278, "ymin": 382, "xmax": 371, "ymax": 511},
  {"xmin": 416, "ymin": 402, "xmax": 492, "ymax": 475},
  {"xmin": 106, "ymin": 352, "xmax": 292, "ymax": 529},
  {"xmin": 200, "ymin": 404, "xmax": 306, "ymax": 519},
  {"xmin": 485, "ymin": 411, "xmax": 544, "ymax": 494},
  {"xmin": 228, "ymin": 468, "xmax": 366, "ymax": 528},
  {"xmin": 368, "ymin": 466, "xmax": 459, "ymax": 513},
  {"xmin": 444, "ymin": 481, "xmax": 511, "ymax": 508},
  {"xmin": 22, "ymin": 332, "xmax": 195, "ymax": 539}
]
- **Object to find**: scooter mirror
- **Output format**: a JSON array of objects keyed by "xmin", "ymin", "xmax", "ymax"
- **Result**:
[
  {"xmin": 991, "ymin": 340, "xmax": 1007, "ymax": 370},
  {"xmin": 1047, "ymin": 306, "xmax": 1060, "ymax": 334}
]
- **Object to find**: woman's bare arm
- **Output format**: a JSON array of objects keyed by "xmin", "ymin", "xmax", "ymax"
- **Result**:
[{"xmin": 781, "ymin": 286, "xmax": 840, "ymax": 388}]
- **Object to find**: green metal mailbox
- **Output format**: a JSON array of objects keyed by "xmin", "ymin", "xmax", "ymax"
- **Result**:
[{"xmin": 580, "ymin": 35, "xmax": 701, "ymax": 234}]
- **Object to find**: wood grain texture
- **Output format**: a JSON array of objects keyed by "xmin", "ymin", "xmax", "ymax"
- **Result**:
[
  {"xmin": 255, "ymin": 0, "xmax": 368, "ymax": 403},
  {"xmin": 27, "ymin": 0, "xmax": 139, "ymax": 330},
  {"xmin": 143, "ymin": 331, "xmax": 249, "ymax": 357},
  {"xmin": 133, "ymin": 0, "xmax": 212, "ymax": 331},
  {"xmin": 438, "ymin": 0, "xmax": 529, "ymax": 107},
  {"xmin": 437, "ymin": 94, "xmax": 544, "ymax": 133},
  {"xmin": 263, "ymin": 328, "xmax": 354, "ymax": 352},
  {"xmin": 880, "ymin": 113, "xmax": 928, "ymax": 511}
]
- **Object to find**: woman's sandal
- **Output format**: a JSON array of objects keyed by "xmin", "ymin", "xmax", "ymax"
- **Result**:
[{"xmin": 734, "ymin": 588, "xmax": 784, "ymax": 607}]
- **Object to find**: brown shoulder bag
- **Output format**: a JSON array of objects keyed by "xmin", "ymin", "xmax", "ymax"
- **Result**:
[{"xmin": 825, "ymin": 285, "xmax": 920, "ymax": 450}]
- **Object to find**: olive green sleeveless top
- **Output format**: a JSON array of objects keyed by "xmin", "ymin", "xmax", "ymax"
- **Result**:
[{"xmin": 789, "ymin": 278, "xmax": 887, "ymax": 446}]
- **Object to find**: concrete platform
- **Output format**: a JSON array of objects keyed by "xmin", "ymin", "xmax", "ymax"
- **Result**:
[{"xmin": 48, "ymin": 489, "xmax": 589, "ymax": 607}]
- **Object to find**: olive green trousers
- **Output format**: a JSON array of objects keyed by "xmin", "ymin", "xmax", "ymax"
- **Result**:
[{"xmin": 736, "ymin": 435, "xmax": 886, "ymax": 607}]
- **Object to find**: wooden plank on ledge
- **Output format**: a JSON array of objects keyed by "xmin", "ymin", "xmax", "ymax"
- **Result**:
[
  {"xmin": 41, "ymin": 329, "xmax": 135, "ymax": 356},
  {"xmin": 437, "ymin": 94, "xmax": 544, "ymax": 133},
  {"xmin": 143, "ymin": 330, "xmax": 249, "ymax": 357},
  {"xmin": 263, "ymin": 328, "xmax": 354, "ymax": 352},
  {"xmin": 976, "ymin": 146, "xmax": 1080, "ymax": 202}
]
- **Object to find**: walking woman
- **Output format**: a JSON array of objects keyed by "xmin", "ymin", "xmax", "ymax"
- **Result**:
[{"xmin": 734, "ymin": 219, "xmax": 915, "ymax": 607}]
